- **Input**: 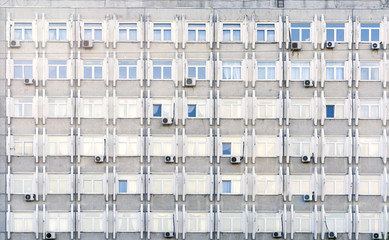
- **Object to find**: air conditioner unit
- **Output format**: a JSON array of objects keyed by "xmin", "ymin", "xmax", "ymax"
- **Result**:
[
  {"xmin": 24, "ymin": 194, "xmax": 36, "ymax": 202},
  {"xmin": 303, "ymin": 194, "xmax": 313, "ymax": 202},
  {"xmin": 325, "ymin": 41, "xmax": 335, "ymax": 49},
  {"xmin": 45, "ymin": 232, "xmax": 56, "ymax": 239},
  {"xmin": 328, "ymin": 231, "xmax": 337, "ymax": 239},
  {"xmin": 230, "ymin": 156, "xmax": 242, "ymax": 164},
  {"xmin": 303, "ymin": 80, "xmax": 314, "ymax": 87},
  {"xmin": 161, "ymin": 117, "xmax": 173, "ymax": 125},
  {"xmin": 272, "ymin": 232, "xmax": 283, "ymax": 238},
  {"xmin": 10, "ymin": 40, "xmax": 21, "ymax": 48},
  {"xmin": 82, "ymin": 40, "xmax": 94, "ymax": 48},
  {"xmin": 185, "ymin": 78, "xmax": 196, "ymax": 87},
  {"xmin": 163, "ymin": 232, "xmax": 175, "ymax": 238},
  {"xmin": 94, "ymin": 156, "xmax": 105, "ymax": 163},
  {"xmin": 290, "ymin": 42, "xmax": 301, "ymax": 50},
  {"xmin": 372, "ymin": 233, "xmax": 383, "ymax": 240},
  {"xmin": 24, "ymin": 78, "xmax": 35, "ymax": 85},
  {"xmin": 301, "ymin": 155, "xmax": 310, "ymax": 163},
  {"xmin": 164, "ymin": 156, "xmax": 176, "ymax": 163},
  {"xmin": 371, "ymin": 42, "xmax": 380, "ymax": 50}
]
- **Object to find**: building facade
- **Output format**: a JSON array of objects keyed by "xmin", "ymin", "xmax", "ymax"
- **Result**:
[{"xmin": 1, "ymin": 0, "xmax": 389, "ymax": 240}]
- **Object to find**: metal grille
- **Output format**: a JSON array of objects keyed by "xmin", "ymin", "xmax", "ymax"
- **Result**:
[{"xmin": 277, "ymin": 0, "xmax": 285, "ymax": 8}]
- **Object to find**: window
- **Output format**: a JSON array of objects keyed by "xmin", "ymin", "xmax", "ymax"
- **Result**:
[
  {"xmin": 81, "ymin": 212, "xmax": 104, "ymax": 232},
  {"xmin": 222, "ymin": 61, "xmax": 241, "ymax": 80},
  {"xmin": 12, "ymin": 174, "xmax": 34, "ymax": 193},
  {"xmin": 220, "ymin": 213, "xmax": 242, "ymax": 232},
  {"xmin": 14, "ymin": 60, "xmax": 33, "ymax": 79},
  {"xmin": 220, "ymin": 99, "xmax": 242, "ymax": 118},
  {"xmin": 12, "ymin": 212, "xmax": 34, "ymax": 232},
  {"xmin": 153, "ymin": 61, "xmax": 172, "ymax": 80},
  {"xmin": 360, "ymin": 62, "xmax": 379, "ymax": 81},
  {"xmin": 47, "ymin": 136, "xmax": 69, "ymax": 156},
  {"xmin": 257, "ymin": 62, "xmax": 276, "ymax": 80},
  {"xmin": 221, "ymin": 175, "xmax": 241, "ymax": 194},
  {"xmin": 359, "ymin": 213, "xmax": 380, "ymax": 233},
  {"xmin": 256, "ymin": 137, "xmax": 278, "ymax": 157},
  {"xmin": 256, "ymin": 213, "xmax": 281, "ymax": 232},
  {"xmin": 81, "ymin": 136, "xmax": 104, "ymax": 156},
  {"xmin": 186, "ymin": 136, "xmax": 208, "ymax": 156},
  {"xmin": 13, "ymin": 136, "xmax": 34, "ymax": 156},
  {"xmin": 118, "ymin": 61, "xmax": 137, "ymax": 80},
  {"xmin": 117, "ymin": 175, "xmax": 138, "ymax": 194},
  {"xmin": 49, "ymin": 23, "xmax": 67, "ymax": 41},
  {"xmin": 117, "ymin": 136, "xmax": 139, "ymax": 156},
  {"xmin": 117, "ymin": 98, "xmax": 138, "ymax": 118},
  {"xmin": 257, "ymin": 24, "xmax": 275, "ymax": 42},
  {"xmin": 326, "ymin": 62, "xmax": 344, "ymax": 80},
  {"xmin": 117, "ymin": 212, "xmax": 139, "ymax": 232},
  {"xmin": 48, "ymin": 98, "xmax": 68, "ymax": 117},
  {"xmin": 325, "ymin": 175, "xmax": 346, "ymax": 194},
  {"xmin": 14, "ymin": 98, "xmax": 33, "ymax": 117},
  {"xmin": 47, "ymin": 212, "xmax": 69, "ymax": 232},
  {"xmin": 84, "ymin": 23, "xmax": 102, "ymax": 41},
  {"xmin": 360, "ymin": 99, "xmax": 380, "ymax": 119},
  {"xmin": 153, "ymin": 104, "xmax": 162, "ymax": 117},
  {"xmin": 359, "ymin": 175, "xmax": 380, "ymax": 195},
  {"xmin": 14, "ymin": 23, "xmax": 32, "ymax": 41},
  {"xmin": 257, "ymin": 99, "xmax": 277, "ymax": 118},
  {"xmin": 187, "ymin": 99, "xmax": 206, "ymax": 118},
  {"xmin": 222, "ymin": 143, "xmax": 231, "ymax": 155},
  {"xmin": 47, "ymin": 174, "xmax": 70, "ymax": 194},
  {"xmin": 188, "ymin": 24, "xmax": 206, "ymax": 41},
  {"xmin": 149, "ymin": 136, "xmax": 173, "ymax": 156},
  {"xmin": 359, "ymin": 136, "xmax": 380, "ymax": 157},
  {"xmin": 119, "ymin": 23, "xmax": 137, "ymax": 41},
  {"xmin": 153, "ymin": 23, "xmax": 171, "ymax": 41},
  {"xmin": 223, "ymin": 24, "xmax": 241, "ymax": 41},
  {"xmin": 186, "ymin": 175, "xmax": 208, "ymax": 194},
  {"xmin": 289, "ymin": 137, "xmax": 311, "ymax": 156},
  {"xmin": 150, "ymin": 174, "xmax": 174, "ymax": 194},
  {"xmin": 84, "ymin": 61, "xmax": 103, "ymax": 79},
  {"xmin": 256, "ymin": 175, "xmax": 279, "ymax": 195},
  {"xmin": 187, "ymin": 61, "xmax": 206, "ymax": 80},
  {"xmin": 324, "ymin": 137, "xmax": 346, "ymax": 157},
  {"xmin": 82, "ymin": 98, "xmax": 103, "ymax": 118},
  {"xmin": 325, "ymin": 213, "xmax": 346, "ymax": 233},
  {"xmin": 151, "ymin": 212, "xmax": 173, "ymax": 232},
  {"xmin": 290, "ymin": 99, "xmax": 311, "ymax": 118},
  {"xmin": 361, "ymin": 23, "xmax": 380, "ymax": 42},
  {"xmin": 290, "ymin": 175, "xmax": 312, "ymax": 195},
  {"xmin": 291, "ymin": 62, "xmax": 310, "ymax": 80},
  {"xmin": 82, "ymin": 174, "xmax": 104, "ymax": 194},
  {"xmin": 325, "ymin": 99, "xmax": 345, "ymax": 119},
  {"xmin": 152, "ymin": 99, "xmax": 172, "ymax": 118},
  {"xmin": 293, "ymin": 213, "xmax": 312, "ymax": 232},
  {"xmin": 48, "ymin": 60, "xmax": 67, "ymax": 79},
  {"xmin": 186, "ymin": 212, "xmax": 209, "ymax": 232},
  {"xmin": 291, "ymin": 23, "xmax": 310, "ymax": 42},
  {"xmin": 221, "ymin": 137, "xmax": 242, "ymax": 156},
  {"xmin": 326, "ymin": 23, "xmax": 345, "ymax": 42}
]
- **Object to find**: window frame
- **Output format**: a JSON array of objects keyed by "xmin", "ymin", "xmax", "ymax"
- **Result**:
[
  {"xmin": 81, "ymin": 98, "xmax": 104, "ymax": 118},
  {"xmin": 222, "ymin": 23, "xmax": 242, "ymax": 42},
  {"xmin": 14, "ymin": 60, "xmax": 33, "ymax": 79},
  {"xmin": 290, "ymin": 61, "xmax": 311, "ymax": 81},
  {"xmin": 187, "ymin": 61, "xmax": 206, "ymax": 80},
  {"xmin": 325, "ymin": 62, "xmax": 345, "ymax": 81},
  {"xmin": 326, "ymin": 23, "xmax": 345, "ymax": 42},
  {"xmin": 48, "ymin": 22, "xmax": 67, "ymax": 41},
  {"xmin": 360, "ymin": 23, "xmax": 380, "ymax": 42},
  {"xmin": 118, "ymin": 22, "xmax": 138, "ymax": 41},
  {"xmin": 83, "ymin": 60, "xmax": 103, "ymax": 80},
  {"xmin": 256, "ymin": 23, "xmax": 276, "ymax": 42},
  {"xmin": 80, "ymin": 211, "xmax": 105, "ymax": 232},
  {"xmin": 360, "ymin": 62, "xmax": 380, "ymax": 81},
  {"xmin": 290, "ymin": 23, "xmax": 311, "ymax": 42},
  {"xmin": 257, "ymin": 61, "xmax": 276, "ymax": 81},
  {"xmin": 187, "ymin": 23, "xmax": 207, "ymax": 42},
  {"xmin": 13, "ymin": 22, "xmax": 33, "ymax": 41},
  {"xmin": 14, "ymin": 98, "xmax": 34, "ymax": 118},
  {"xmin": 83, "ymin": 23, "xmax": 103, "ymax": 41},
  {"xmin": 81, "ymin": 173, "xmax": 105, "ymax": 194},
  {"xmin": 222, "ymin": 61, "xmax": 242, "ymax": 80},
  {"xmin": 118, "ymin": 60, "xmax": 137, "ymax": 80},
  {"xmin": 153, "ymin": 23, "xmax": 172, "ymax": 41}
]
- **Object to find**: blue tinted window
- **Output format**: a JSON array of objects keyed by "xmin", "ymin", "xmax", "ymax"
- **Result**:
[
  {"xmin": 119, "ymin": 180, "xmax": 127, "ymax": 193},
  {"xmin": 326, "ymin": 105, "xmax": 335, "ymax": 118},
  {"xmin": 291, "ymin": 23, "xmax": 311, "ymax": 28},
  {"xmin": 222, "ymin": 180, "xmax": 231, "ymax": 193},
  {"xmin": 153, "ymin": 104, "xmax": 162, "ymax": 117},
  {"xmin": 188, "ymin": 104, "xmax": 196, "ymax": 117},
  {"xmin": 222, "ymin": 143, "xmax": 231, "ymax": 155}
]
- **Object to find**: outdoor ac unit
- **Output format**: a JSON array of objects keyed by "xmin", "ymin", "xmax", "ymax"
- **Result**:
[
  {"xmin": 230, "ymin": 156, "xmax": 242, "ymax": 164},
  {"xmin": 272, "ymin": 232, "xmax": 283, "ymax": 238},
  {"xmin": 163, "ymin": 232, "xmax": 175, "ymax": 238},
  {"xmin": 45, "ymin": 232, "xmax": 56, "ymax": 239},
  {"xmin": 301, "ymin": 155, "xmax": 311, "ymax": 163},
  {"xmin": 24, "ymin": 78, "xmax": 35, "ymax": 85},
  {"xmin": 328, "ymin": 231, "xmax": 337, "ymax": 239},
  {"xmin": 325, "ymin": 41, "xmax": 335, "ymax": 49},
  {"xmin": 10, "ymin": 40, "xmax": 21, "ymax": 48},
  {"xmin": 372, "ymin": 233, "xmax": 383, "ymax": 240},
  {"xmin": 290, "ymin": 42, "xmax": 301, "ymax": 50},
  {"xmin": 371, "ymin": 42, "xmax": 380, "ymax": 50},
  {"xmin": 94, "ymin": 156, "xmax": 105, "ymax": 163},
  {"xmin": 82, "ymin": 40, "xmax": 94, "ymax": 48},
  {"xmin": 185, "ymin": 78, "xmax": 196, "ymax": 87},
  {"xmin": 24, "ymin": 194, "xmax": 36, "ymax": 201},
  {"xmin": 162, "ymin": 117, "xmax": 173, "ymax": 125},
  {"xmin": 164, "ymin": 156, "xmax": 175, "ymax": 163},
  {"xmin": 304, "ymin": 80, "xmax": 314, "ymax": 87},
  {"xmin": 303, "ymin": 194, "xmax": 313, "ymax": 202}
]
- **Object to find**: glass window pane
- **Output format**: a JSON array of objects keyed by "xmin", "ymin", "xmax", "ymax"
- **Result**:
[
  {"xmin": 94, "ymin": 29, "xmax": 102, "ymax": 40},
  {"xmin": 188, "ymin": 104, "xmax": 196, "ymax": 117},
  {"xmin": 257, "ymin": 30, "xmax": 265, "ymax": 41},
  {"xmin": 222, "ymin": 143, "xmax": 231, "ymax": 155},
  {"xmin": 153, "ymin": 104, "xmax": 162, "ymax": 117},
  {"xmin": 336, "ymin": 29, "xmax": 344, "ymax": 41},
  {"xmin": 119, "ymin": 180, "xmax": 127, "ymax": 193},
  {"xmin": 326, "ymin": 29, "xmax": 334, "ymax": 41}
]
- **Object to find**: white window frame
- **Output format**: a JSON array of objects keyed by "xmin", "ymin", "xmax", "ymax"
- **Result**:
[
  {"xmin": 46, "ymin": 211, "xmax": 71, "ymax": 232},
  {"xmin": 47, "ymin": 97, "xmax": 68, "ymax": 118},
  {"xmin": 257, "ymin": 61, "xmax": 276, "ymax": 80},
  {"xmin": 80, "ymin": 211, "xmax": 104, "ymax": 232},
  {"xmin": 359, "ymin": 175, "xmax": 381, "ymax": 195},
  {"xmin": 324, "ymin": 136, "xmax": 347, "ymax": 157},
  {"xmin": 118, "ymin": 23, "xmax": 138, "ymax": 41},
  {"xmin": 13, "ymin": 22, "xmax": 33, "ymax": 41},
  {"xmin": 360, "ymin": 23, "xmax": 380, "ymax": 42},
  {"xmin": 222, "ymin": 23, "xmax": 241, "ymax": 42},
  {"xmin": 360, "ymin": 62, "xmax": 380, "ymax": 81},
  {"xmin": 150, "ymin": 174, "xmax": 174, "ymax": 194},
  {"xmin": 257, "ymin": 99, "xmax": 277, "ymax": 118},
  {"xmin": 12, "ymin": 173, "xmax": 34, "ymax": 194},
  {"xmin": 186, "ymin": 212, "xmax": 209, "ymax": 232},
  {"xmin": 185, "ymin": 174, "xmax": 208, "ymax": 194},
  {"xmin": 149, "ymin": 136, "xmax": 174, "ymax": 156},
  {"xmin": 11, "ymin": 212, "xmax": 35, "ymax": 232},
  {"xmin": 325, "ymin": 62, "xmax": 345, "ymax": 81},
  {"xmin": 289, "ymin": 175, "xmax": 312, "ymax": 195},
  {"xmin": 290, "ymin": 98, "xmax": 312, "ymax": 119},
  {"xmin": 185, "ymin": 136, "xmax": 208, "ymax": 156},
  {"xmin": 359, "ymin": 136, "xmax": 381, "ymax": 157},
  {"xmin": 187, "ymin": 23, "xmax": 207, "ymax": 42},
  {"xmin": 14, "ymin": 98, "xmax": 33, "ymax": 118},
  {"xmin": 256, "ymin": 23, "xmax": 276, "ymax": 42},
  {"xmin": 81, "ymin": 174, "xmax": 105, "ymax": 194},
  {"xmin": 360, "ymin": 99, "xmax": 380, "ymax": 119},
  {"xmin": 80, "ymin": 136, "xmax": 105, "ymax": 156},
  {"xmin": 116, "ymin": 211, "xmax": 140, "ymax": 232},
  {"xmin": 325, "ymin": 99, "xmax": 346, "ymax": 119},
  {"xmin": 291, "ymin": 62, "xmax": 311, "ymax": 81},
  {"xmin": 220, "ymin": 99, "xmax": 243, "ymax": 118},
  {"xmin": 116, "ymin": 136, "xmax": 139, "ymax": 156},
  {"xmin": 47, "ymin": 173, "xmax": 71, "ymax": 194},
  {"xmin": 118, "ymin": 60, "xmax": 137, "ymax": 80},
  {"xmin": 83, "ymin": 23, "xmax": 103, "ymax": 41},
  {"xmin": 48, "ymin": 60, "xmax": 68, "ymax": 79},
  {"xmin": 326, "ymin": 23, "xmax": 346, "ymax": 42},
  {"xmin": 359, "ymin": 213, "xmax": 381, "ymax": 233},
  {"xmin": 256, "ymin": 212, "xmax": 282, "ymax": 232},
  {"xmin": 117, "ymin": 174, "xmax": 139, "ymax": 194},
  {"xmin": 153, "ymin": 23, "xmax": 172, "ymax": 41},
  {"xmin": 186, "ymin": 99, "xmax": 207, "ymax": 119},
  {"xmin": 150, "ymin": 212, "xmax": 174, "ymax": 232},
  {"xmin": 82, "ymin": 98, "xmax": 104, "ymax": 118},
  {"xmin": 324, "ymin": 213, "xmax": 347, "ymax": 233},
  {"xmin": 220, "ymin": 212, "xmax": 243, "ymax": 232},
  {"xmin": 293, "ymin": 212, "xmax": 313, "ymax": 233},
  {"xmin": 47, "ymin": 135, "xmax": 69, "ymax": 156},
  {"xmin": 48, "ymin": 22, "xmax": 67, "ymax": 41},
  {"xmin": 117, "ymin": 98, "xmax": 138, "ymax": 118},
  {"xmin": 83, "ymin": 61, "xmax": 103, "ymax": 80},
  {"xmin": 187, "ymin": 61, "xmax": 206, "ymax": 80},
  {"xmin": 256, "ymin": 137, "xmax": 278, "ymax": 157},
  {"xmin": 221, "ymin": 175, "xmax": 242, "ymax": 195},
  {"xmin": 13, "ymin": 60, "xmax": 33, "ymax": 79},
  {"xmin": 325, "ymin": 175, "xmax": 347, "ymax": 195},
  {"xmin": 290, "ymin": 23, "xmax": 311, "ymax": 42},
  {"xmin": 153, "ymin": 61, "xmax": 172, "ymax": 80},
  {"xmin": 256, "ymin": 175, "xmax": 280, "ymax": 195},
  {"xmin": 222, "ymin": 61, "xmax": 242, "ymax": 80},
  {"xmin": 12, "ymin": 135, "xmax": 34, "ymax": 156}
]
